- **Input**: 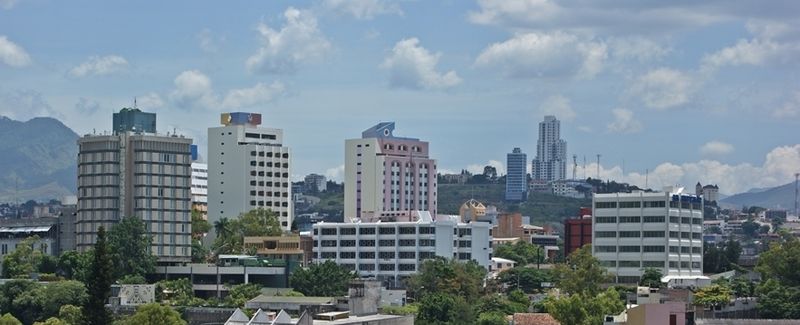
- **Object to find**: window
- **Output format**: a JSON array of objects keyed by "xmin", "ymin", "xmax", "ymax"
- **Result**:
[
  {"xmin": 419, "ymin": 227, "xmax": 435, "ymax": 234},
  {"xmin": 379, "ymin": 251, "xmax": 395, "ymax": 259},
  {"xmin": 399, "ymin": 239, "xmax": 415, "ymax": 246},
  {"xmin": 419, "ymin": 239, "xmax": 435, "ymax": 246},
  {"xmin": 669, "ymin": 246, "xmax": 679, "ymax": 253},
  {"xmin": 691, "ymin": 262, "xmax": 701, "ymax": 268},
  {"xmin": 643, "ymin": 261, "xmax": 665, "ymax": 267},
  {"xmin": 458, "ymin": 253, "xmax": 472, "ymax": 260},
  {"xmin": 596, "ymin": 246, "xmax": 617, "ymax": 253},
  {"xmin": 600, "ymin": 260, "xmax": 616, "ymax": 267},
  {"xmin": 359, "ymin": 264, "xmax": 375, "ymax": 271},
  {"xmin": 692, "ymin": 232, "xmax": 701, "ymax": 239},
  {"xmin": 619, "ymin": 201, "xmax": 641, "ymax": 208},
  {"xmin": 359, "ymin": 251, "xmax": 375, "ymax": 259},
  {"xmin": 399, "ymin": 227, "xmax": 416, "ymax": 234},
  {"xmin": 669, "ymin": 261, "xmax": 678, "ymax": 268},
  {"xmin": 692, "ymin": 247, "xmax": 701, "ymax": 254},
  {"xmin": 643, "ymin": 216, "xmax": 665, "ymax": 223},
  {"xmin": 340, "ymin": 240, "xmax": 355, "ymax": 247},
  {"xmin": 643, "ymin": 200, "xmax": 666, "ymax": 208},
  {"xmin": 620, "ymin": 216, "xmax": 641, "ymax": 223},
  {"xmin": 322, "ymin": 228, "xmax": 337, "ymax": 235},
  {"xmin": 399, "ymin": 264, "xmax": 415, "ymax": 271},
  {"xmin": 692, "ymin": 218, "xmax": 702, "ymax": 225},
  {"xmin": 680, "ymin": 261, "xmax": 689, "ymax": 268},
  {"xmin": 595, "ymin": 231, "xmax": 616, "ymax": 238},
  {"xmin": 669, "ymin": 217, "xmax": 680, "ymax": 223},
  {"xmin": 359, "ymin": 240, "xmax": 375, "ymax": 247},
  {"xmin": 399, "ymin": 251, "xmax": 415, "ymax": 259},
  {"xmin": 595, "ymin": 217, "xmax": 616, "ymax": 223},
  {"xmin": 619, "ymin": 261, "xmax": 640, "ymax": 267},
  {"xmin": 669, "ymin": 231, "xmax": 679, "ymax": 238},
  {"xmin": 681, "ymin": 217, "xmax": 691, "ymax": 224},
  {"xmin": 620, "ymin": 246, "xmax": 641, "ymax": 252},
  {"xmin": 321, "ymin": 252, "xmax": 336, "ymax": 258},
  {"xmin": 595, "ymin": 202, "xmax": 617, "ymax": 209},
  {"xmin": 644, "ymin": 245, "xmax": 665, "ymax": 252},
  {"xmin": 619, "ymin": 231, "xmax": 640, "ymax": 238},
  {"xmin": 681, "ymin": 232, "xmax": 690, "ymax": 239},
  {"xmin": 643, "ymin": 231, "xmax": 665, "ymax": 238},
  {"xmin": 340, "ymin": 252, "xmax": 355, "ymax": 259},
  {"xmin": 681, "ymin": 246, "xmax": 690, "ymax": 253},
  {"xmin": 379, "ymin": 227, "xmax": 396, "ymax": 235},
  {"xmin": 360, "ymin": 228, "xmax": 376, "ymax": 235},
  {"xmin": 379, "ymin": 239, "xmax": 395, "ymax": 246},
  {"xmin": 340, "ymin": 228, "xmax": 356, "ymax": 235},
  {"xmin": 379, "ymin": 264, "xmax": 395, "ymax": 271},
  {"xmin": 321, "ymin": 240, "xmax": 337, "ymax": 247}
]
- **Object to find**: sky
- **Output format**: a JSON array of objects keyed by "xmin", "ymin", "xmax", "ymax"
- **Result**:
[{"xmin": 1, "ymin": 0, "xmax": 799, "ymax": 195}]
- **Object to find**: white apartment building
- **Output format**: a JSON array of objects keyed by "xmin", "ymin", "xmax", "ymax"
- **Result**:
[
  {"xmin": 207, "ymin": 113, "xmax": 292, "ymax": 242},
  {"xmin": 592, "ymin": 190, "xmax": 704, "ymax": 283},
  {"xmin": 191, "ymin": 162, "xmax": 208, "ymax": 215},
  {"xmin": 312, "ymin": 219, "xmax": 492, "ymax": 287}
]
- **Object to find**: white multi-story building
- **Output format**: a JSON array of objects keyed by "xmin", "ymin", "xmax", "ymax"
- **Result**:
[
  {"xmin": 77, "ymin": 108, "xmax": 193, "ymax": 263},
  {"xmin": 592, "ymin": 189, "xmax": 704, "ymax": 283},
  {"xmin": 312, "ymin": 219, "xmax": 492, "ymax": 287},
  {"xmin": 531, "ymin": 115, "xmax": 567, "ymax": 182},
  {"xmin": 191, "ymin": 162, "xmax": 208, "ymax": 215},
  {"xmin": 207, "ymin": 112, "xmax": 292, "ymax": 242},
  {"xmin": 344, "ymin": 122, "xmax": 437, "ymax": 222}
]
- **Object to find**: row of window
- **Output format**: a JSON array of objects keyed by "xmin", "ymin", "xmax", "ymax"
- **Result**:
[
  {"xmin": 600, "ymin": 260, "xmax": 701, "ymax": 268},
  {"xmin": 249, "ymin": 151, "xmax": 289, "ymax": 158},
  {"xmin": 315, "ymin": 226, "xmax": 437, "ymax": 236},
  {"xmin": 596, "ymin": 245, "xmax": 701, "ymax": 253},
  {"xmin": 595, "ymin": 216, "xmax": 702, "ymax": 224}
]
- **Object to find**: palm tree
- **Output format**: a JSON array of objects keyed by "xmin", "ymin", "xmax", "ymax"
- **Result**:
[{"xmin": 214, "ymin": 217, "xmax": 231, "ymax": 240}]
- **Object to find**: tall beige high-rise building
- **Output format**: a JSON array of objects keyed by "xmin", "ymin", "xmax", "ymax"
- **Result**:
[
  {"xmin": 76, "ymin": 108, "xmax": 193, "ymax": 263},
  {"xmin": 344, "ymin": 122, "xmax": 437, "ymax": 222}
]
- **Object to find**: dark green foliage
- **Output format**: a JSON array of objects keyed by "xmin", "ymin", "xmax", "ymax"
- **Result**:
[
  {"xmin": 114, "ymin": 303, "xmax": 186, "ymax": 325},
  {"xmin": 191, "ymin": 210, "xmax": 210, "ymax": 239},
  {"xmin": 214, "ymin": 209, "xmax": 282, "ymax": 255},
  {"xmin": 553, "ymin": 245, "xmax": 611, "ymax": 297},
  {"xmin": 406, "ymin": 258, "xmax": 486, "ymax": 304},
  {"xmin": 56, "ymin": 250, "xmax": 91, "ymax": 281},
  {"xmin": 639, "ymin": 268, "xmax": 663, "ymax": 288},
  {"xmin": 85, "ymin": 226, "xmax": 112, "ymax": 325},
  {"xmin": 493, "ymin": 241, "xmax": 545, "ymax": 265},
  {"xmin": 703, "ymin": 239, "xmax": 741, "ymax": 274},
  {"xmin": 416, "ymin": 293, "xmax": 473, "ymax": 325},
  {"xmin": 12, "ymin": 280, "xmax": 87, "ymax": 324},
  {"xmin": 224, "ymin": 283, "xmax": 263, "ymax": 308},
  {"xmin": 0, "ymin": 280, "xmax": 39, "ymax": 318},
  {"xmin": 544, "ymin": 288, "xmax": 624, "ymax": 325},
  {"xmin": 1, "ymin": 236, "xmax": 43, "ymax": 278},
  {"xmin": 754, "ymin": 237, "xmax": 800, "ymax": 318},
  {"xmin": 290, "ymin": 260, "xmax": 355, "ymax": 297},
  {"xmin": 108, "ymin": 216, "xmax": 156, "ymax": 280},
  {"xmin": 497, "ymin": 267, "xmax": 553, "ymax": 293}
]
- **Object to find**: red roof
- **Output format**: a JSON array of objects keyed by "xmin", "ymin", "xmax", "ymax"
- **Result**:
[{"xmin": 512, "ymin": 313, "xmax": 560, "ymax": 325}]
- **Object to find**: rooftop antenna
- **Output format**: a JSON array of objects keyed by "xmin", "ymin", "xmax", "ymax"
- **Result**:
[
  {"xmin": 583, "ymin": 156, "xmax": 586, "ymax": 180},
  {"xmin": 596, "ymin": 154, "xmax": 601, "ymax": 180}
]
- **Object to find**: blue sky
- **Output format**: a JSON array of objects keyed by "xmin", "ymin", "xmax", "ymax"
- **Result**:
[{"xmin": 1, "ymin": 0, "xmax": 799, "ymax": 195}]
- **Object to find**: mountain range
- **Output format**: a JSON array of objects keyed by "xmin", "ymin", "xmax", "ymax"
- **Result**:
[
  {"xmin": 720, "ymin": 181, "xmax": 798, "ymax": 211},
  {"xmin": 0, "ymin": 116, "xmax": 78, "ymax": 202}
]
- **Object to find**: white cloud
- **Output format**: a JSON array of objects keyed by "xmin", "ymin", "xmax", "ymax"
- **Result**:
[
  {"xmin": 576, "ymin": 145, "xmax": 800, "ymax": 195},
  {"xmin": 538, "ymin": 95, "xmax": 576, "ymax": 121},
  {"xmin": 75, "ymin": 97, "xmax": 101, "ymax": 114},
  {"xmin": 0, "ymin": 36, "xmax": 31, "ymax": 67},
  {"xmin": 772, "ymin": 91, "xmax": 800, "ymax": 118},
  {"xmin": 606, "ymin": 108, "xmax": 642, "ymax": 134},
  {"xmin": 466, "ymin": 160, "xmax": 506, "ymax": 176},
  {"xmin": 0, "ymin": 0, "xmax": 18, "ymax": 10},
  {"xmin": 700, "ymin": 141, "xmax": 735, "ymax": 156},
  {"xmin": 381, "ymin": 38, "xmax": 461, "ymax": 90},
  {"xmin": 609, "ymin": 37, "xmax": 670, "ymax": 62},
  {"xmin": 474, "ymin": 32, "xmax": 607, "ymax": 79},
  {"xmin": 137, "ymin": 92, "xmax": 165, "ymax": 109},
  {"xmin": 168, "ymin": 70, "xmax": 283, "ymax": 110},
  {"xmin": 169, "ymin": 70, "xmax": 218, "ymax": 109},
  {"xmin": 325, "ymin": 165, "xmax": 345, "ymax": 181},
  {"xmin": 701, "ymin": 38, "xmax": 799, "ymax": 71},
  {"xmin": 467, "ymin": 0, "xmax": 800, "ymax": 35},
  {"xmin": 0, "ymin": 89, "xmax": 61, "ymax": 120},
  {"xmin": 321, "ymin": 0, "xmax": 402, "ymax": 19},
  {"xmin": 221, "ymin": 82, "xmax": 285, "ymax": 109},
  {"xmin": 628, "ymin": 68, "xmax": 695, "ymax": 110},
  {"xmin": 246, "ymin": 7, "xmax": 331, "ymax": 74},
  {"xmin": 197, "ymin": 28, "xmax": 224, "ymax": 53},
  {"xmin": 69, "ymin": 55, "xmax": 128, "ymax": 77}
]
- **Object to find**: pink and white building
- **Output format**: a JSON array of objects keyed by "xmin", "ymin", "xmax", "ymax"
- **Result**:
[{"xmin": 344, "ymin": 122, "xmax": 437, "ymax": 222}]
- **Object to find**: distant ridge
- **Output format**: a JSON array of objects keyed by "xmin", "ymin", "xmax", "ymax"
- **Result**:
[
  {"xmin": 0, "ymin": 116, "xmax": 78, "ymax": 202},
  {"xmin": 720, "ymin": 181, "xmax": 797, "ymax": 211}
]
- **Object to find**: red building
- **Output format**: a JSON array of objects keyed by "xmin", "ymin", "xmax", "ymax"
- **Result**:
[{"xmin": 564, "ymin": 207, "xmax": 592, "ymax": 256}]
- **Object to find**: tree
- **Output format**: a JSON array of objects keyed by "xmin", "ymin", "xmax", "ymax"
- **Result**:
[
  {"xmin": 0, "ymin": 280, "xmax": 40, "ymax": 316},
  {"xmin": 115, "ymin": 303, "xmax": 186, "ymax": 325},
  {"xmin": 85, "ymin": 226, "xmax": 113, "ymax": 325},
  {"xmin": 224, "ymin": 283, "xmax": 262, "ymax": 308},
  {"xmin": 108, "ymin": 216, "xmax": 156, "ymax": 280},
  {"xmin": 756, "ymin": 238, "xmax": 800, "ymax": 287},
  {"xmin": 416, "ymin": 293, "xmax": 473, "ymax": 325},
  {"xmin": 2, "ymin": 236, "xmax": 44, "ymax": 278},
  {"xmin": 191, "ymin": 210, "xmax": 210, "ymax": 239},
  {"xmin": 56, "ymin": 250, "xmax": 92, "ymax": 281},
  {"xmin": 11, "ymin": 280, "xmax": 87, "ymax": 324},
  {"xmin": 406, "ymin": 258, "xmax": 486, "ymax": 304},
  {"xmin": 497, "ymin": 267, "xmax": 552, "ymax": 293},
  {"xmin": 290, "ymin": 260, "xmax": 355, "ymax": 297},
  {"xmin": 639, "ymin": 268, "xmax": 663, "ymax": 288},
  {"xmin": 544, "ymin": 288, "xmax": 624, "ymax": 325},
  {"xmin": 57, "ymin": 305, "xmax": 84, "ymax": 325},
  {"xmin": 33, "ymin": 318, "xmax": 69, "ymax": 325},
  {"xmin": 493, "ymin": 241, "xmax": 545, "ymax": 265},
  {"xmin": 213, "ymin": 209, "xmax": 282, "ymax": 255},
  {"xmin": 694, "ymin": 284, "xmax": 732, "ymax": 309},
  {"xmin": 0, "ymin": 314, "xmax": 21, "ymax": 325},
  {"xmin": 476, "ymin": 312, "xmax": 506, "ymax": 325},
  {"xmin": 553, "ymin": 245, "xmax": 610, "ymax": 297},
  {"xmin": 741, "ymin": 220, "xmax": 760, "ymax": 237},
  {"xmin": 191, "ymin": 240, "xmax": 208, "ymax": 263},
  {"xmin": 756, "ymin": 279, "xmax": 800, "ymax": 319}
]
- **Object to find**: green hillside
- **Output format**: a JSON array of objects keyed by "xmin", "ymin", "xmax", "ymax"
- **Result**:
[{"xmin": 438, "ymin": 183, "xmax": 591, "ymax": 226}]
